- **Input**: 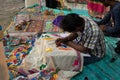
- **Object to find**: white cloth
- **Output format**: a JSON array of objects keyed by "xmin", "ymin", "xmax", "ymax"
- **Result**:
[
  {"xmin": 25, "ymin": 0, "xmax": 39, "ymax": 8},
  {"xmin": 20, "ymin": 33, "xmax": 84, "ymax": 80}
]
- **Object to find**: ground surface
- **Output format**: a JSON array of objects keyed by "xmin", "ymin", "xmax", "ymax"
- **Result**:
[{"xmin": 0, "ymin": 0, "xmax": 24, "ymax": 31}]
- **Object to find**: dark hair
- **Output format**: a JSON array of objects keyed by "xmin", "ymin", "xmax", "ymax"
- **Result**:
[{"xmin": 60, "ymin": 13, "xmax": 84, "ymax": 32}]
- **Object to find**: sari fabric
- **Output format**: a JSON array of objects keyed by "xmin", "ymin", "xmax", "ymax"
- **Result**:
[{"xmin": 87, "ymin": 0, "xmax": 105, "ymax": 18}]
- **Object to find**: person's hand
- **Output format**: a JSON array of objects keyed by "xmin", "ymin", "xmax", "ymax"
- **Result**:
[
  {"xmin": 99, "ymin": 25, "xmax": 106, "ymax": 31},
  {"xmin": 55, "ymin": 38, "xmax": 65, "ymax": 47}
]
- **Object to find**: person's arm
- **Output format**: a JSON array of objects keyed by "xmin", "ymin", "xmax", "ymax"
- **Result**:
[
  {"xmin": 96, "ymin": 11, "xmax": 111, "ymax": 25},
  {"xmin": 55, "ymin": 32, "xmax": 78, "ymax": 46},
  {"xmin": 62, "ymin": 32, "xmax": 78, "ymax": 42},
  {"xmin": 65, "ymin": 41, "xmax": 91, "ymax": 53},
  {"xmin": 105, "ymin": 8, "xmax": 120, "ymax": 33},
  {"xmin": 66, "ymin": 25, "xmax": 101, "ymax": 53}
]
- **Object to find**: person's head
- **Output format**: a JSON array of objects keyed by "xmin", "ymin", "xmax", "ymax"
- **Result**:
[
  {"xmin": 99, "ymin": 0, "xmax": 116, "ymax": 7},
  {"xmin": 59, "ymin": 13, "xmax": 85, "ymax": 32}
]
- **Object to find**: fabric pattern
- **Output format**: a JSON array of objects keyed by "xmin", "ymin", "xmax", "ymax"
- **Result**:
[
  {"xmin": 15, "ymin": 14, "xmax": 30, "ymax": 25},
  {"xmin": 19, "ymin": 33, "xmax": 83, "ymax": 79},
  {"xmin": 27, "ymin": 20, "xmax": 44, "ymax": 33}
]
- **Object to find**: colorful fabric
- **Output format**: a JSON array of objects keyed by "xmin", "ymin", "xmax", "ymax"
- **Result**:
[
  {"xmin": 15, "ymin": 14, "xmax": 30, "ymax": 25},
  {"xmin": 87, "ymin": 0, "xmax": 105, "ymax": 18},
  {"xmin": 26, "ymin": 20, "xmax": 44, "ymax": 33},
  {"xmin": 18, "ymin": 33, "xmax": 83, "ymax": 79},
  {"xmin": 43, "ymin": 20, "xmax": 62, "ymax": 32},
  {"xmin": 6, "ymin": 45, "xmax": 31, "ymax": 69}
]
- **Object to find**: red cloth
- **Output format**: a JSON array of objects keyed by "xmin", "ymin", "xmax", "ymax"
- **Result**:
[{"xmin": 87, "ymin": 0, "xmax": 105, "ymax": 18}]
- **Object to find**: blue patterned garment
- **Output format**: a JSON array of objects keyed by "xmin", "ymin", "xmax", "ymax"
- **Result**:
[{"xmin": 96, "ymin": 2, "xmax": 120, "ymax": 37}]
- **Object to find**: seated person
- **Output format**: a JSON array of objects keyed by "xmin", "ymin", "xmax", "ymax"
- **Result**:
[
  {"xmin": 95, "ymin": 0, "xmax": 120, "ymax": 37},
  {"xmin": 54, "ymin": 13, "xmax": 106, "ymax": 66}
]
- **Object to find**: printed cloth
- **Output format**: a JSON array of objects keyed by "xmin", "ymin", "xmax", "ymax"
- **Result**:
[
  {"xmin": 26, "ymin": 20, "xmax": 44, "ymax": 33},
  {"xmin": 44, "ymin": 20, "xmax": 62, "ymax": 32},
  {"xmin": 19, "ymin": 33, "xmax": 83, "ymax": 80},
  {"xmin": 15, "ymin": 14, "xmax": 30, "ymax": 25}
]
